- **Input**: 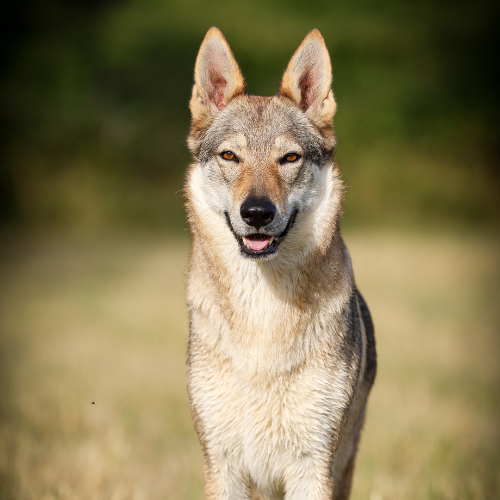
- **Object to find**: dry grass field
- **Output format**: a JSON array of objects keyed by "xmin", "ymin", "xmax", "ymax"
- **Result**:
[{"xmin": 0, "ymin": 230, "xmax": 498, "ymax": 500}]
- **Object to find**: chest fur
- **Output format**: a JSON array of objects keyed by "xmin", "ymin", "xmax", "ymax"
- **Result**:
[
  {"xmin": 187, "ymin": 293, "xmax": 361, "ymax": 467},
  {"xmin": 186, "ymin": 240, "xmax": 362, "ymax": 482},
  {"xmin": 188, "ymin": 338, "xmax": 354, "ymax": 478}
]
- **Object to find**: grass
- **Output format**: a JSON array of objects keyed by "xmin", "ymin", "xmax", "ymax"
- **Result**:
[{"xmin": 0, "ymin": 229, "xmax": 498, "ymax": 499}]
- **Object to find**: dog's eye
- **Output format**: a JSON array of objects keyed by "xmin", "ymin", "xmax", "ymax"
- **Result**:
[
  {"xmin": 220, "ymin": 151, "xmax": 237, "ymax": 161},
  {"xmin": 281, "ymin": 153, "xmax": 301, "ymax": 164}
]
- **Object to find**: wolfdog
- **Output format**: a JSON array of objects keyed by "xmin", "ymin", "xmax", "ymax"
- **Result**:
[{"xmin": 185, "ymin": 27, "xmax": 376, "ymax": 500}]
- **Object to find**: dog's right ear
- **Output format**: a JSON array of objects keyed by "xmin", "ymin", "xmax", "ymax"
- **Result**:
[{"xmin": 190, "ymin": 27, "xmax": 245, "ymax": 124}]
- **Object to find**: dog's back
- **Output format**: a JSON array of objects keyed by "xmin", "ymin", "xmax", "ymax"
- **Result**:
[{"xmin": 185, "ymin": 27, "xmax": 376, "ymax": 500}]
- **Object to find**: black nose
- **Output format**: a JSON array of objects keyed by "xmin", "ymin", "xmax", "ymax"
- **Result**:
[{"xmin": 240, "ymin": 197, "xmax": 276, "ymax": 228}]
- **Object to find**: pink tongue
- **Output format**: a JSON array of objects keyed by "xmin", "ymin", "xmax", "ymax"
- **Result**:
[{"xmin": 246, "ymin": 237, "xmax": 271, "ymax": 251}]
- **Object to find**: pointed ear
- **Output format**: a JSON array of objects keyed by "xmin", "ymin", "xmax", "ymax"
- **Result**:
[
  {"xmin": 190, "ymin": 27, "xmax": 245, "ymax": 124},
  {"xmin": 279, "ymin": 29, "xmax": 336, "ymax": 126}
]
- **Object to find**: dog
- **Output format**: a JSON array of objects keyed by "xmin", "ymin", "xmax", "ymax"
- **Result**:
[{"xmin": 184, "ymin": 27, "xmax": 376, "ymax": 500}]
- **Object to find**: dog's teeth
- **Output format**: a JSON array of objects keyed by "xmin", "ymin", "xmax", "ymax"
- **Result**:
[
  {"xmin": 268, "ymin": 236, "xmax": 274, "ymax": 247},
  {"xmin": 242, "ymin": 236, "xmax": 248, "ymax": 247}
]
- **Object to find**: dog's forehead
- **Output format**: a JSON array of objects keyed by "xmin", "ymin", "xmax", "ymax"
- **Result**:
[
  {"xmin": 217, "ymin": 96, "xmax": 310, "ymax": 147},
  {"xmin": 235, "ymin": 96, "xmax": 304, "ymax": 141}
]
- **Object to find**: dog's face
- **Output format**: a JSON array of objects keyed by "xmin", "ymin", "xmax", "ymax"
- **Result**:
[{"xmin": 187, "ymin": 28, "xmax": 339, "ymax": 259}]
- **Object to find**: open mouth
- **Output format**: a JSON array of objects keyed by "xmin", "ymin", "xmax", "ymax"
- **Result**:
[{"xmin": 224, "ymin": 210, "xmax": 298, "ymax": 258}]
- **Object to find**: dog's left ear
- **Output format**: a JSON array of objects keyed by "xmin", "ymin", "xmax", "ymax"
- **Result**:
[
  {"xmin": 279, "ymin": 29, "xmax": 336, "ymax": 127},
  {"xmin": 190, "ymin": 27, "xmax": 245, "ymax": 124}
]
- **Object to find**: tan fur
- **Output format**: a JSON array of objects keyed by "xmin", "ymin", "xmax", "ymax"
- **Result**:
[{"xmin": 185, "ymin": 27, "xmax": 376, "ymax": 500}]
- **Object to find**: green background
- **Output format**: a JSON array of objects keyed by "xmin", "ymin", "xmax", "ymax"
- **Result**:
[{"xmin": 1, "ymin": 0, "xmax": 498, "ymax": 230}]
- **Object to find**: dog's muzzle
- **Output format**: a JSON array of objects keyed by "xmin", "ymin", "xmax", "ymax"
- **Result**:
[{"xmin": 224, "ymin": 210, "xmax": 298, "ymax": 258}]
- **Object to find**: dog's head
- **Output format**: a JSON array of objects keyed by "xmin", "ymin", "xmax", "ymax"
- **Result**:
[{"xmin": 186, "ymin": 28, "xmax": 342, "ymax": 260}]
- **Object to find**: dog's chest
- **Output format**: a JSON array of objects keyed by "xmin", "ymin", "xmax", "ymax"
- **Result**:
[
  {"xmin": 189, "ymin": 332, "xmax": 348, "ymax": 480},
  {"xmin": 188, "ymin": 257, "xmax": 354, "ymax": 483}
]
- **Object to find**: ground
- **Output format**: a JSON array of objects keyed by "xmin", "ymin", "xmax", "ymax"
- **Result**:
[{"xmin": 0, "ymin": 230, "xmax": 498, "ymax": 499}]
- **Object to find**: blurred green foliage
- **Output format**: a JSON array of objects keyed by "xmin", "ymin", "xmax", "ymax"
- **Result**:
[{"xmin": 1, "ymin": 0, "xmax": 498, "ymax": 230}]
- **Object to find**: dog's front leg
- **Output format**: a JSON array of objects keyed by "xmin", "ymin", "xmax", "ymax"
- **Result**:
[
  {"xmin": 203, "ymin": 455, "xmax": 251, "ymax": 500},
  {"xmin": 284, "ymin": 459, "xmax": 333, "ymax": 500}
]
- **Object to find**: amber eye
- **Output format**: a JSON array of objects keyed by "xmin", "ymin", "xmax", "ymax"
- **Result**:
[
  {"xmin": 281, "ymin": 153, "xmax": 300, "ymax": 164},
  {"xmin": 221, "ymin": 151, "xmax": 236, "ymax": 161}
]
